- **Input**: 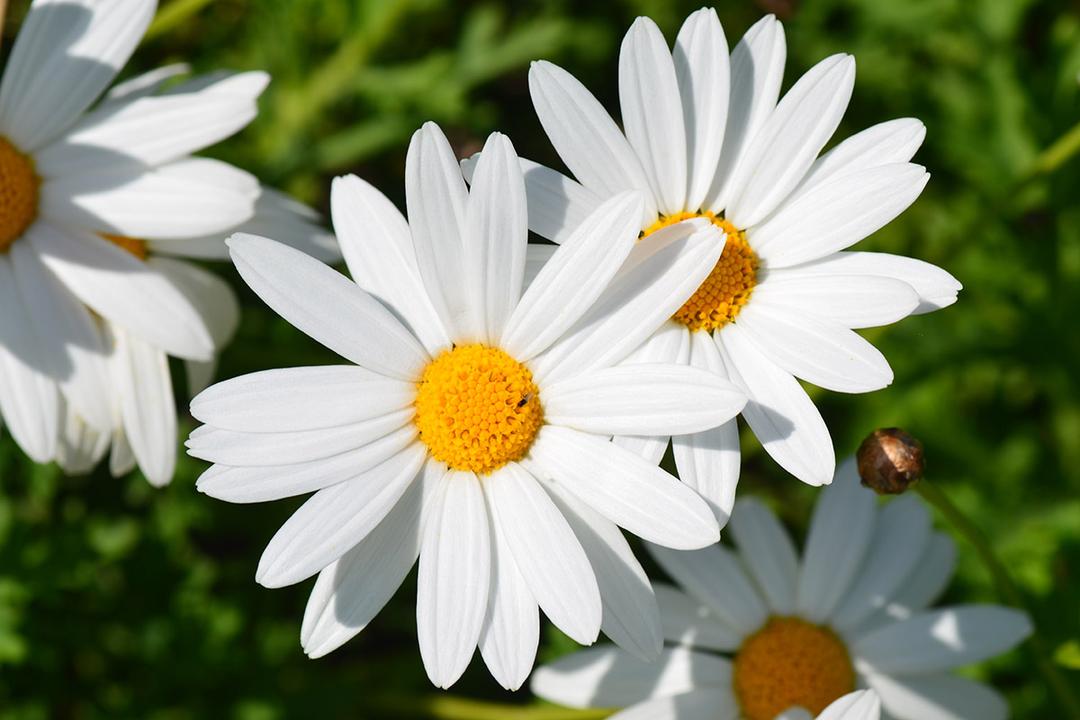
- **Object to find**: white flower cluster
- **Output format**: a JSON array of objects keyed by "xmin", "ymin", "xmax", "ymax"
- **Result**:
[{"xmin": 0, "ymin": 3, "xmax": 1027, "ymax": 719}]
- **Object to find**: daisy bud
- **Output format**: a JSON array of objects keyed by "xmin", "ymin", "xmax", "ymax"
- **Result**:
[{"xmin": 856, "ymin": 428, "xmax": 925, "ymax": 495}]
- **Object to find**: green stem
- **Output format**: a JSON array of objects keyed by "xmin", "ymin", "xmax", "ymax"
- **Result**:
[
  {"xmin": 1022, "ymin": 117, "xmax": 1080, "ymax": 180},
  {"xmin": 367, "ymin": 695, "xmax": 612, "ymax": 720},
  {"xmin": 915, "ymin": 480, "xmax": 1080, "ymax": 718}
]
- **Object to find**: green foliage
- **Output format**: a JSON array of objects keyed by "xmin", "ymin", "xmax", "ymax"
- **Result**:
[{"xmin": 2, "ymin": 0, "xmax": 1080, "ymax": 716}]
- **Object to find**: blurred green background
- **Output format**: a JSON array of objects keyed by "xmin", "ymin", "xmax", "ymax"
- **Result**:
[{"xmin": 2, "ymin": 0, "xmax": 1080, "ymax": 717}]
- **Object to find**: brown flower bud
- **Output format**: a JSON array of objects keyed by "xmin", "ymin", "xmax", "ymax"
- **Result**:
[{"xmin": 856, "ymin": 428, "xmax": 925, "ymax": 495}]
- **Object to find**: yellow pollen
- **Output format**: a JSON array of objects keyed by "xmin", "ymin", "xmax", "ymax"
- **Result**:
[
  {"xmin": 100, "ymin": 233, "xmax": 150, "ymax": 260},
  {"xmin": 0, "ymin": 136, "xmax": 40, "ymax": 253},
  {"xmin": 641, "ymin": 210, "xmax": 758, "ymax": 332},
  {"xmin": 733, "ymin": 616, "xmax": 855, "ymax": 720},
  {"xmin": 414, "ymin": 344, "xmax": 543, "ymax": 475}
]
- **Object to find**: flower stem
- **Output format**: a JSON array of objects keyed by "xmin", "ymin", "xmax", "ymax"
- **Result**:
[
  {"xmin": 915, "ymin": 480, "xmax": 1080, "ymax": 718},
  {"xmin": 1023, "ymin": 117, "xmax": 1080, "ymax": 180}
]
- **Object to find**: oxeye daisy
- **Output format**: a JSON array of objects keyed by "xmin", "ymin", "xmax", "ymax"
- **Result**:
[
  {"xmin": 0, "ymin": 0, "xmax": 337, "ymax": 476},
  {"xmin": 477, "ymin": 8, "xmax": 962, "ymax": 521},
  {"xmin": 532, "ymin": 461, "xmax": 1031, "ymax": 720},
  {"xmin": 187, "ymin": 123, "xmax": 747, "ymax": 689}
]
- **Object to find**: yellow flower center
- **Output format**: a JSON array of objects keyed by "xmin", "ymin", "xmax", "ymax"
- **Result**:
[
  {"xmin": 641, "ymin": 211, "xmax": 758, "ymax": 332},
  {"xmin": 733, "ymin": 617, "xmax": 855, "ymax": 720},
  {"xmin": 100, "ymin": 234, "xmax": 150, "ymax": 260},
  {"xmin": 0, "ymin": 136, "xmax": 40, "ymax": 253},
  {"xmin": 414, "ymin": 344, "xmax": 543, "ymax": 475}
]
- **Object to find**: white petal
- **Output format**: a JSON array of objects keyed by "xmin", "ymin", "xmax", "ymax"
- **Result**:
[
  {"xmin": 195, "ymin": 425, "xmax": 417, "ymax": 504},
  {"xmin": 612, "ymin": 322, "xmax": 690, "ymax": 466},
  {"xmin": 705, "ymin": 15, "xmax": 786, "ymax": 211},
  {"xmin": 416, "ymin": 471, "xmax": 491, "ymax": 688},
  {"xmin": 0, "ymin": 256, "xmax": 60, "ymax": 461},
  {"xmin": 543, "ymin": 363, "xmax": 744, "ymax": 437},
  {"xmin": 727, "ymin": 54, "xmax": 856, "ymax": 228},
  {"xmin": 8, "ymin": 240, "xmax": 111, "ymax": 430},
  {"xmin": 862, "ymin": 532, "xmax": 956, "ymax": 629},
  {"xmin": 853, "ymin": 605, "xmax": 1031, "ymax": 675},
  {"xmin": 620, "ymin": 17, "xmax": 687, "ymax": 214},
  {"xmin": 749, "ymin": 164, "xmax": 929, "ymax": 268},
  {"xmin": 190, "ymin": 366, "xmax": 414, "ymax": 433},
  {"xmin": 228, "ymin": 233, "xmax": 428, "ymax": 379},
  {"xmin": 486, "ymin": 464, "xmax": 601, "ymax": 645},
  {"xmin": 0, "ymin": 0, "xmax": 155, "ymax": 150},
  {"xmin": 186, "ymin": 409, "xmax": 412, "ymax": 466},
  {"xmin": 671, "ymin": 329, "xmax": 742, "ymax": 526},
  {"xmin": 500, "ymin": 192, "xmax": 643, "ymax": 361},
  {"xmin": 867, "ymin": 673, "xmax": 1006, "ymax": 720},
  {"xmin": 42, "ymin": 157, "xmax": 258, "ymax": 239},
  {"xmin": 776, "ymin": 251, "xmax": 961, "ymax": 315},
  {"xmin": 110, "ymin": 326, "xmax": 176, "ymax": 486},
  {"xmin": 519, "ymin": 159, "xmax": 603, "ymax": 245},
  {"xmin": 753, "ymin": 272, "xmax": 919, "ymax": 329},
  {"xmin": 101, "ymin": 63, "xmax": 190, "ymax": 105},
  {"xmin": 832, "ymin": 496, "xmax": 931, "ymax": 631},
  {"xmin": 648, "ymin": 543, "xmax": 767, "ymax": 637},
  {"xmin": 530, "ymin": 426, "xmax": 719, "ymax": 550},
  {"xmin": 36, "ymin": 71, "xmax": 268, "ymax": 174},
  {"xmin": 531, "ymin": 646, "xmax": 731, "ymax": 709},
  {"xmin": 735, "ymin": 303, "xmax": 893, "ymax": 393},
  {"xmin": 729, "ymin": 497, "xmax": 799, "ymax": 615},
  {"xmin": 478, "ymin": 495, "xmax": 539, "ymax": 691},
  {"xmin": 674, "ymin": 8, "xmax": 729, "ymax": 212},
  {"xmin": 533, "ymin": 220, "xmax": 723, "ymax": 385},
  {"xmin": 523, "ymin": 243, "xmax": 557, "ymax": 291},
  {"xmin": 543, "ymin": 477, "xmax": 662, "ymax": 661},
  {"xmin": 256, "ymin": 444, "xmax": 427, "ymax": 588},
  {"xmin": 797, "ymin": 118, "xmax": 926, "ymax": 194},
  {"xmin": 56, "ymin": 402, "xmax": 111, "ymax": 474},
  {"xmin": 611, "ymin": 690, "xmax": 740, "ymax": 720},
  {"xmin": 330, "ymin": 174, "xmax": 450, "ymax": 354},
  {"xmin": 232, "ymin": 187, "xmax": 340, "ymax": 264},
  {"xmin": 815, "ymin": 690, "xmax": 882, "ymax": 720},
  {"xmin": 404, "ymin": 122, "xmax": 470, "ymax": 339},
  {"xmin": 148, "ymin": 257, "xmax": 239, "ymax": 351},
  {"xmin": 463, "ymin": 132, "xmax": 528, "ymax": 342},
  {"xmin": 796, "ymin": 460, "xmax": 876, "ymax": 622},
  {"xmin": 109, "ymin": 425, "xmax": 136, "ymax": 477},
  {"xmin": 300, "ymin": 466, "xmax": 432, "ymax": 658},
  {"xmin": 30, "ymin": 222, "xmax": 215, "ymax": 360},
  {"xmin": 654, "ymin": 583, "xmax": 741, "ymax": 652},
  {"xmin": 529, "ymin": 60, "xmax": 656, "ymax": 221},
  {"xmin": 713, "ymin": 326, "xmax": 834, "ymax": 486}
]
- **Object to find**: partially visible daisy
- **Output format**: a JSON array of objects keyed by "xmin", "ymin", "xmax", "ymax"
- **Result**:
[
  {"xmin": 54, "ymin": 188, "xmax": 337, "ymax": 485},
  {"xmin": 532, "ymin": 461, "xmax": 1031, "ymax": 720},
  {"xmin": 187, "ymin": 123, "xmax": 747, "ymax": 688},
  {"xmin": 479, "ymin": 9, "xmax": 961, "ymax": 522},
  {"xmin": 0, "ymin": 0, "xmax": 336, "ymax": 476}
]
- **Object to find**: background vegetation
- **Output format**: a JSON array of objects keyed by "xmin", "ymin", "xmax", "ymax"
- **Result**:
[{"xmin": 1, "ymin": 0, "xmax": 1079, "ymax": 717}]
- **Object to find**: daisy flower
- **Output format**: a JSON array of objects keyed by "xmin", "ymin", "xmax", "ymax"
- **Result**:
[
  {"xmin": 0, "ymin": 0, "xmax": 336, "ymax": 478},
  {"xmin": 53, "ymin": 188, "xmax": 337, "ymax": 485},
  {"xmin": 483, "ymin": 9, "xmax": 962, "ymax": 521},
  {"xmin": 532, "ymin": 461, "xmax": 1031, "ymax": 720},
  {"xmin": 187, "ymin": 123, "xmax": 747, "ymax": 688}
]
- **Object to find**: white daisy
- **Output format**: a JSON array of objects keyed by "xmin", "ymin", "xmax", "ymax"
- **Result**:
[
  {"xmin": 187, "ymin": 123, "xmax": 748, "ymax": 689},
  {"xmin": 532, "ymin": 461, "xmax": 1031, "ymax": 720},
  {"xmin": 473, "ymin": 9, "xmax": 962, "ymax": 521},
  {"xmin": 53, "ymin": 188, "xmax": 338, "ymax": 486},
  {"xmin": 0, "ymin": 0, "xmax": 336, "ymax": 475}
]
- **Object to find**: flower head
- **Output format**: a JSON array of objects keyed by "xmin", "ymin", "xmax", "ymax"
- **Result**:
[
  {"xmin": 0, "ymin": 0, "xmax": 337, "ymax": 480},
  {"xmin": 484, "ymin": 8, "xmax": 962, "ymax": 526},
  {"xmin": 188, "ymin": 123, "xmax": 747, "ymax": 688},
  {"xmin": 532, "ymin": 461, "xmax": 1031, "ymax": 720}
]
